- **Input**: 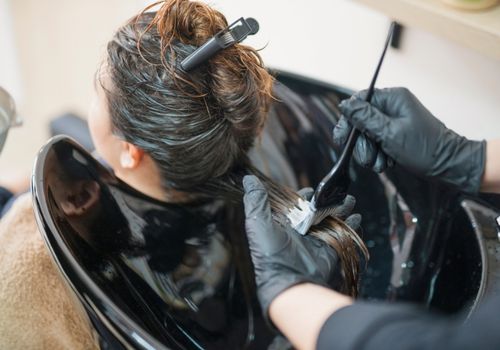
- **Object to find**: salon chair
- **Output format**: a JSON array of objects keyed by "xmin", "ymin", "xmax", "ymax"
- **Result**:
[{"xmin": 32, "ymin": 70, "xmax": 500, "ymax": 349}]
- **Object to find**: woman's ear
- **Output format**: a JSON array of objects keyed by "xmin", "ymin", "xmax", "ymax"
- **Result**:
[{"xmin": 119, "ymin": 142, "xmax": 144, "ymax": 169}]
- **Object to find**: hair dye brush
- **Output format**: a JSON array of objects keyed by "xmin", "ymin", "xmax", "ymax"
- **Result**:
[{"xmin": 288, "ymin": 22, "xmax": 396, "ymax": 235}]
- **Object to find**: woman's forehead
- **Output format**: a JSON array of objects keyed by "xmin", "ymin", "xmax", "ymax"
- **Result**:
[{"xmin": 93, "ymin": 61, "xmax": 112, "ymax": 91}]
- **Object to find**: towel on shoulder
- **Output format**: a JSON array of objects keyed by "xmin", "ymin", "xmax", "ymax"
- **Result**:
[{"xmin": 0, "ymin": 193, "xmax": 98, "ymax": 350}]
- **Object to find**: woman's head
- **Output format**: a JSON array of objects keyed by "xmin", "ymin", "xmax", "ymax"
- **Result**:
[
  {"xmin": 88, "ymin": 0, "xmax": 367, "ymax": 297},
  {"xmin": 89, "ymin": 0, "xmax": 273, "ymax": 195}
]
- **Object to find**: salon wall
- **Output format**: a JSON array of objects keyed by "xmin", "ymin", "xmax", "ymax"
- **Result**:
[
  {"xmin": 0, "ymin": 0, "xmax": 21, "ymax": 103},
  {"xmin": 0, "ymin": 0, "xmax": 147, "ymax": 173},
  {"xmin": 1, "ymin": 0, "xmax": 499, "ymax": 173}
]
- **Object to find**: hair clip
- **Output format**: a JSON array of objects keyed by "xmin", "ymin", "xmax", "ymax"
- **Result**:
[{"xmin": 180, "ymin": 17, "xmax": 260, "ymax": 72}]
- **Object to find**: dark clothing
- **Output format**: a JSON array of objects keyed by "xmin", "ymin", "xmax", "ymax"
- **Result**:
[
  {"xmin": 0, "ymin": 186, "xmax": 14, "ymax": 218},
  {"xmin": 317, "ymin": 295, "xmax": 500, "ymax": 350}
]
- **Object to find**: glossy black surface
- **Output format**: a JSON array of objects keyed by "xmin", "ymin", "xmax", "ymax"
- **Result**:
[
  {"xmin": 32, "ymin": 70, "xmax": 500, "ymax": 349},
  {"xmin": 32, "ymin": 136, "xmax": 278, "ymax": 349}
]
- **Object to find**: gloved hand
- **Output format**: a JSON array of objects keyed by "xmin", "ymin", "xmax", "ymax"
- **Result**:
[
  {"xmin": 336, "ymin": 87, "xmax": 485, "ymax": 194},
  {"xmin": 243, "ymin": 175, "xmax": 357, "ymax": 322},
  {"xmin": 333, "ymin": 116, "xmax": 394, "ymax": 173}
]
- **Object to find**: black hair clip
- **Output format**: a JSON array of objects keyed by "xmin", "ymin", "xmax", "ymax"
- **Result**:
[{"xmin": 180, "ymin": 17, "xmax": 260, "ymax": 72}]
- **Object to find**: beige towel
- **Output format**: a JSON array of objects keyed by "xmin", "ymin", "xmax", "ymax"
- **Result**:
[{"xmin": 0, "ymin": 193, "xmax": 99, "ymax": 349}]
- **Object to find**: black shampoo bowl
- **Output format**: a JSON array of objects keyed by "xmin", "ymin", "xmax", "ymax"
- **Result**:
[{"xmin": 31, "ymin": 70, "xmax": 500, "ymax": 349}]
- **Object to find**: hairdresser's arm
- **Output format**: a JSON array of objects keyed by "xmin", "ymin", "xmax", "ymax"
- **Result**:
[
  {"xmin": 336, "ymin": 87, "xmax": 496, "ymax": 194},
  {"xmin": 269, "ymin": 282, "xmax": 500, "ymax": 350},
  {"xmin": 243, "ymin": 176, "xmax": 500, "ymax": 350},
  {"xmin": 269, "ymin": 283, "xmax": 351, "ymax": 350},
  {"xmin": 242, "ymin": 175, "xmax": 354, "ymax": 350},
  {"xmin": 481, "ymin": 139, "xmax": 500, "ymax": 193}
]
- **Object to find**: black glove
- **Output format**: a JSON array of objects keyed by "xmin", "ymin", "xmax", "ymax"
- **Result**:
[
  {"xmin": 333, "ymin": 116, "xmax": 394, "ymax": 173},
  {"xmin": 337, "ymin": 87, "xmax": 486, "ymax": 194},
  {"xmin": 243, "ymin": 175, "xmax": 356, "ymax": 321}
]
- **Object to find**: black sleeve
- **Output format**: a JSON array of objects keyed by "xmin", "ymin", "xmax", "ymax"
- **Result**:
[{"xmin": 316, "ymin": 295, "xmax": 500, "ymax": 350}]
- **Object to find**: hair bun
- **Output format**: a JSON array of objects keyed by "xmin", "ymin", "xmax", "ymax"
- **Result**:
[
  {"xmin": 151, "ymin": 0, "xmax": 228, "ymax": 47},
  {"xmin": 149, "ymin": 0, "xmax": 273, "ymax": 149}
]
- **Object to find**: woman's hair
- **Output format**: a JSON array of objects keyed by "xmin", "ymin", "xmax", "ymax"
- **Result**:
[{"xmin": 101, "ymin": 0, "xmax": 368, "ymax": 296}]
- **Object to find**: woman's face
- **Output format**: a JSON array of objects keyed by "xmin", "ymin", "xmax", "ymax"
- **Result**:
[
  {"xmin": 88, "ymin": 74, "xmax": 122, "ymax": 172},
  {"xmin": 87, "ymin": 71, "xmax": 167, "ymax": 202}
]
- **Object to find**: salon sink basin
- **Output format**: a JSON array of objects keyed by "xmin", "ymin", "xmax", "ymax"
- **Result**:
[
  {"xmin": 31, "ymin": 69, "xmax": 500, "ymax": 349},
  {"xmin": 272, "ymin": 70, "xmax": 500, "ymax": 316}
]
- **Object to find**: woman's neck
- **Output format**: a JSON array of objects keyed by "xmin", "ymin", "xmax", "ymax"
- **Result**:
[{"xmin": 115, "ymin": 155, "xmax": 193, "ymax": 204}]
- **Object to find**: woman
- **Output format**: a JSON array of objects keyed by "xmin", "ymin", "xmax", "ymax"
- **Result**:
[{"xmin": 0, "ymin": 0, "xmax": 366, "ymax": 348}]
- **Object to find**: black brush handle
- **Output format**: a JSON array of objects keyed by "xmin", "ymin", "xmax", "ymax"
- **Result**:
[{"xmin": 312, "ymin": 22, "xmax": 396, "ymax": 209}]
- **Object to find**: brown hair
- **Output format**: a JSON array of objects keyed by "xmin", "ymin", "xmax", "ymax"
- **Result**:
[{"xmin": 102, "ymin": 0, "xmax": 367, "ymax": 296}]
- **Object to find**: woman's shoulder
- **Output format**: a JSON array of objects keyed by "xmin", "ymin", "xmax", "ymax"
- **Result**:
[
  {"xmin": 0, "ymin": 193, "xmax": 51, "ymax": 273},
  {"xmin": 0, "ymin": 193, "xmax": 41, "ymax": 259},
  {"xmin": 0, "ymin": 192, "xmax": 34, "ymax": 226},
  {"xmin": 0, "ymin": 192, "xmax": 99, "ymax": 349}
]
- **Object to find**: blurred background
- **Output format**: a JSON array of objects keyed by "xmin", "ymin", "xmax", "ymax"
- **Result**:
[{"xmin": 1, "ymin": 0, "xmax": 499, "ymax": 173}]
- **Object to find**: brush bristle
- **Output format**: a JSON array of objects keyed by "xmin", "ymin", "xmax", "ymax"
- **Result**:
[
  {"xmin": 287, "ymin": 198, "xmax": 315, "ymax": 235},
  {"xmin": 287, "ymin": 198, "xmax": 339, "ymax": 235},
  {"xmin": 294, "ymin": 214, "xmax": 315, "ymax": 235},
  {"xmin": 312, "ymin": 206, "xmax": 339, "ymax": 226}
]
